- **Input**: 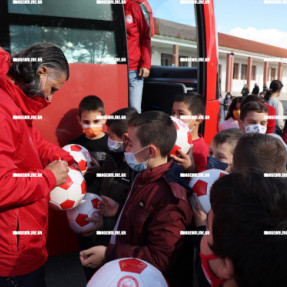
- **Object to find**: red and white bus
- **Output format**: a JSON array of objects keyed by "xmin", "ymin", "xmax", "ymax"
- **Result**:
[{"xmin": 0, "ymin": 0, "xmax": 219, "ymax": 256}]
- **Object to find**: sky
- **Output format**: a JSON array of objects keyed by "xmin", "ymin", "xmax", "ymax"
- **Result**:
[{"xmin": 148, "ymin": 0, "xmax": 287, "ymax": 49}]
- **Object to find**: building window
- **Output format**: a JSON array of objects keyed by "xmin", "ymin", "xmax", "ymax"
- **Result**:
[
  {"xmin": 270, "ymin": 68, "xmax": 276, "ymax": 81},
  {"xmin": 161, "ymin": 53, "xmax": 173, "ymax": 66},
  {"xmin": 179, "ymin": 56, "xmax": 188, "ymax": 67},
  {"xmin": 241, "ymin": 64, "xmax": 247, "ymax": 80},
  {"xmin": 192, "ymin": 62, "xmax": 199, "ymax": 68},
  {"xmin": 233, "ymin": 63, "xmax": 239, "ymax": 79},
  {"xmin": 251, "ymin": 66, "xmax": 256, "ymax": 81}
]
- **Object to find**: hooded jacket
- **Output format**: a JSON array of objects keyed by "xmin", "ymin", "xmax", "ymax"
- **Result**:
[
  {"xmin": 0, "ymin": 47, "xmax": 75, "ymax": 276},
  {"xmin": 124, "ymin": 0, "xmax": 152, "ymax": 71}
]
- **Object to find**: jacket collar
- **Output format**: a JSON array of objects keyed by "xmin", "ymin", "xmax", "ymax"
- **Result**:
[
  {"xmin": 136, "ymin": 160, "xmax": 173, "ymax": 185},
  {"xmin": 0, "ymin": 48, "xmax": 49, "ymax": 124}
]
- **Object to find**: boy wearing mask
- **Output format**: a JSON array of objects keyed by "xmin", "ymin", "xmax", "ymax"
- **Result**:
[
  {"xmin": 171, "ymin": 92, "xmax": 209, "ymax": 172},
  {"xmin": 208, "ymin": 128, "xmax": 243, "ymax": 171},
  {"xmin": 239, "ymin": 101, "xmax": 268, "ymax": 134},
  {"xmin": 71, "ymin": 95, "xmax": 110, "ymax": 168},
  {"xmin": 80, "ymin": 111, "xmax": 193, "ymax": 287}
]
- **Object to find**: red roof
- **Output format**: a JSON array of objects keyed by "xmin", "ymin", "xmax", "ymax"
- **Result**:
[{"xmin": 154, "ymin": 18, "xmax": 287, "ymax": 58}]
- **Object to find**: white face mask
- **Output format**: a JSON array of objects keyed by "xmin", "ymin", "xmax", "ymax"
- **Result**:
[
  {"xmin": 108, "ymin": 137, "xmax": 123, "ymax": 152},
  {"xmin": 124, "ymin": 146, "xmax": 150, "ymax": 172},
  {"xmin": 244, "ymin": 124, "xmax": 267, "ymax": 134}
]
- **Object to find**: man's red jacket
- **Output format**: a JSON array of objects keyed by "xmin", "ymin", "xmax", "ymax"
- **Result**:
[
  {"xmin": 106, "ymin": 160, "xmax": 193, "ymax": 286},
  {"xmin": 124, "ymin": 0, "xmax": 152, "ymax": 71},
  {"xmin": 0, "ymin": 48, "xmax": 75, "ymax": 276}
]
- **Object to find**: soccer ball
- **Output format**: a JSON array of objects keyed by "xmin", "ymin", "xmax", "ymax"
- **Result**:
[
  {"xmin": 189, "ymin": 168, "xmax": 228, "ymax": 213},
  {"xmin": 66, "ymin": 193, "xmax": 102, "ymax": 233},
  {"xmin": 49, "ymin": 166, "xmax": 86, "ymax": 211},
  {"xmin": 62, "ymin": 144, "xmax": 92, "ymax": 174},
  {"xmin": 87, "ymin": 258, "xmax": 168, "ymax": 287},
  {"xmin": 169, "ymin": 116, "xmax": 192, "ymax": 157}
]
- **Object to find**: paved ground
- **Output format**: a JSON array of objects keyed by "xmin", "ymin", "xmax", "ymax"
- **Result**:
[{"xmin": 45, "ymin": 252, "xmax": 87, "ymax": 287}]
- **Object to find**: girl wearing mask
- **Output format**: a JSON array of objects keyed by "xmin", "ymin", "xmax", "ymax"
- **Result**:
[{"xmin": 218, "ymin": 97, "xmax": 242, "ymax": 132}]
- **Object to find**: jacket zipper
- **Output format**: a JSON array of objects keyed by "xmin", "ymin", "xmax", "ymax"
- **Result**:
[{"xmin": 16, "ymin": 209, "xmax": 19, "ymax": 253}]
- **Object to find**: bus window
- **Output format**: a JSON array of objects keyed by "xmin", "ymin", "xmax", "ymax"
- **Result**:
[
  {"xmin": 8, "ymin": 0, "xmax": 113, "ymax": 20},
  {"xmin": 6, "ymin": 1, "xmax": 126, "ymax": 64},
  {"xmin": 141, "ymin": 0, "xmax": 218, "ymax": 144}
]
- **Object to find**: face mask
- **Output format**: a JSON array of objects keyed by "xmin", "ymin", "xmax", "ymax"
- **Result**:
[
  {"xmin": 108, "ymin": 137, "xmax": 123, "ymax": 152},
  {"xmin": 200, "ymin": 252, "xmax": 228, "ymax": 287},
  {"xmin": 82, "ymin": 124, "xmax": 102, "ymax": 138},
  {"xmin": 124, "ymin": 146, "xmax": 150, "ymax": 172},
  {"xmin": 207, "ymin": 156, "xmax": 229, "ymax": 171},
  {"xmin": 232, "ymin": 110, "xmax": 240, "ymax": 120},
  {"xmin": 184, "ymin": 120, "xmax": 196, "ymax": 133},
  {"xmin": 244, "ymin": 124, "xmax": 267, "ymax": 134}
]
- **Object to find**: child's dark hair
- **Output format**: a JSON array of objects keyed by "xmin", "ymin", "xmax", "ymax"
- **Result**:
[
  {"xmin": 210, "ymin": 172, "xmax": 287, "ymax": 287},
  {"xmin": 106, "ymin": 108, "xmax": 138, "ymax": 138},
  {"xmin": 233, "ymin": 133, "xmax": 287, "ymax": 174},
  {"xmin": 79, "ymin": 95, "xmax": 105, "ymax": 117},
  {"xmin": 212, "ymin": 128, "xmax": 244, "ymax": 154},
  {"xmin": 225, "ymin": 97, "xmax": 243, "ymax": 120},
  {"xmin": 173, "ymin": 91, "xmax": 206, "ymax": 115},
  {"xmin": 240, "ymin": 102, "xmax": 268, "ymax": 122},
  {"xmin": 128, "ymin": 111, "xmax": 177, "ymax": 157},
  {"xmin": 240, "ymin": 95, "xmax": 264, "ymax": 108},
  {"xmin": 264, "ymin": 80, "xmax": 283, "ymax": 102}
]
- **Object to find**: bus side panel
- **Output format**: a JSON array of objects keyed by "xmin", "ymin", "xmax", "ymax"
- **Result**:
[
  {"xmin": 204, "ymin": 1, "xmax": 219, "ymax": 144},
  {"xmin": 35, "ymin": 63, "xmax": 129, "ymax": 147},
  {"xmin": 34, "ymin": 63, "xmax": 128, "ymax": 256},
  {"xmin": 204, "ymin": 1, "xmax": 217, "ymax": 102},
  {"xmin": 205, "ymin": 100, "xmax": 220, "ymax": 145}
]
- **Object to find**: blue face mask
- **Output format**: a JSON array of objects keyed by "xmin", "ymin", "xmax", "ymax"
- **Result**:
[
  {"xmin": 108, "ymin": 137, "xmax": 123, "ymax": 152},
  {"xmin": 124, "ymin": 146, "xmax": 150, "ymax": 172},
  {"xmin": 206, "ymin": 156, "xmax": 229, "ymax": 171}
]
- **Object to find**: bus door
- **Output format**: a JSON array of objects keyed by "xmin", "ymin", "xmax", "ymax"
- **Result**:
[{"xmin": 141, "ymin": 0, "xmax": 219, "ymax": 144}]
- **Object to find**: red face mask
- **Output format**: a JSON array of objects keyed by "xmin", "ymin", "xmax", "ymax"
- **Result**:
[{"xmin": 200, "ymin": 252, "xmax": 227, "ymax": 287}]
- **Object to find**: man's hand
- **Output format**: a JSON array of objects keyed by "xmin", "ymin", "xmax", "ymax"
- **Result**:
[
  {"xmin": 84, "ymin": 157, "xmax": 101, "ymax": 179},
  {"xmin": 191, "ymin": 194, "xmax": 207, "ymax": 227},
  {"xmin": 98, "ymin": 196, "xmax": 119, "ymax": 217},
  {"xmin": 45, "ymin": 161, "xmax": 69, "ymax": 186},
  {"xmin": 79, "ymin": 216, "xmax": 103, "ymax": 237},
  {"xmin": 80, "ymin": 246, "xmax": 107, "ymax": 269},
  {"xmin": 139, "ymin": 67, "xmax": 150, "ymax": 78}
]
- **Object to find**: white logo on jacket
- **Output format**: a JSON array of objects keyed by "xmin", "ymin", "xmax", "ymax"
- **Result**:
[{"xmin": 125, "ymin": 14, "xmax": 133, "ymax": 24}]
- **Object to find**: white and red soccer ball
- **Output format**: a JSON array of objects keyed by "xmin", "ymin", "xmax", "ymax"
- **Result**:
[
  {"xmin": 189, "ymin": 168, "xmax": 228, "ymax": 213},
  {"xmin": 87, "ymin": 258, "xmax": 168, "ymax": 287},
  {"xmin": 66, "ymin": 193, "xmax": 102, "ymax": 233},
  {"xmin": 62, "ymin": 144, "xmax": 92, "ymax": 174},
  {"xmin": 49, "ymin": 166, "xmax": 86, "ymax": 211},
  {"xmin": 169, "ymin": 116, "xmax": 192, "ymax": 157}
]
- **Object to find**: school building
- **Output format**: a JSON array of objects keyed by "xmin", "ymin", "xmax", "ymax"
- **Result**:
[{"xmin": 151, "ymin": 18, "xmax": 287, "ymax": 96}]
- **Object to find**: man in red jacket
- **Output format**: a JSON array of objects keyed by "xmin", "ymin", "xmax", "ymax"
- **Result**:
[
  {"xmin": 125, "ymin": 0, "xmax": 152, "ymax": 113},
  {"xmin": 0, "ymin": 44, "xmax": 77, "ymax": 287},
  {"xmin": 80, "ymin": 111, "xmax": 193, "ymax": 287}
]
